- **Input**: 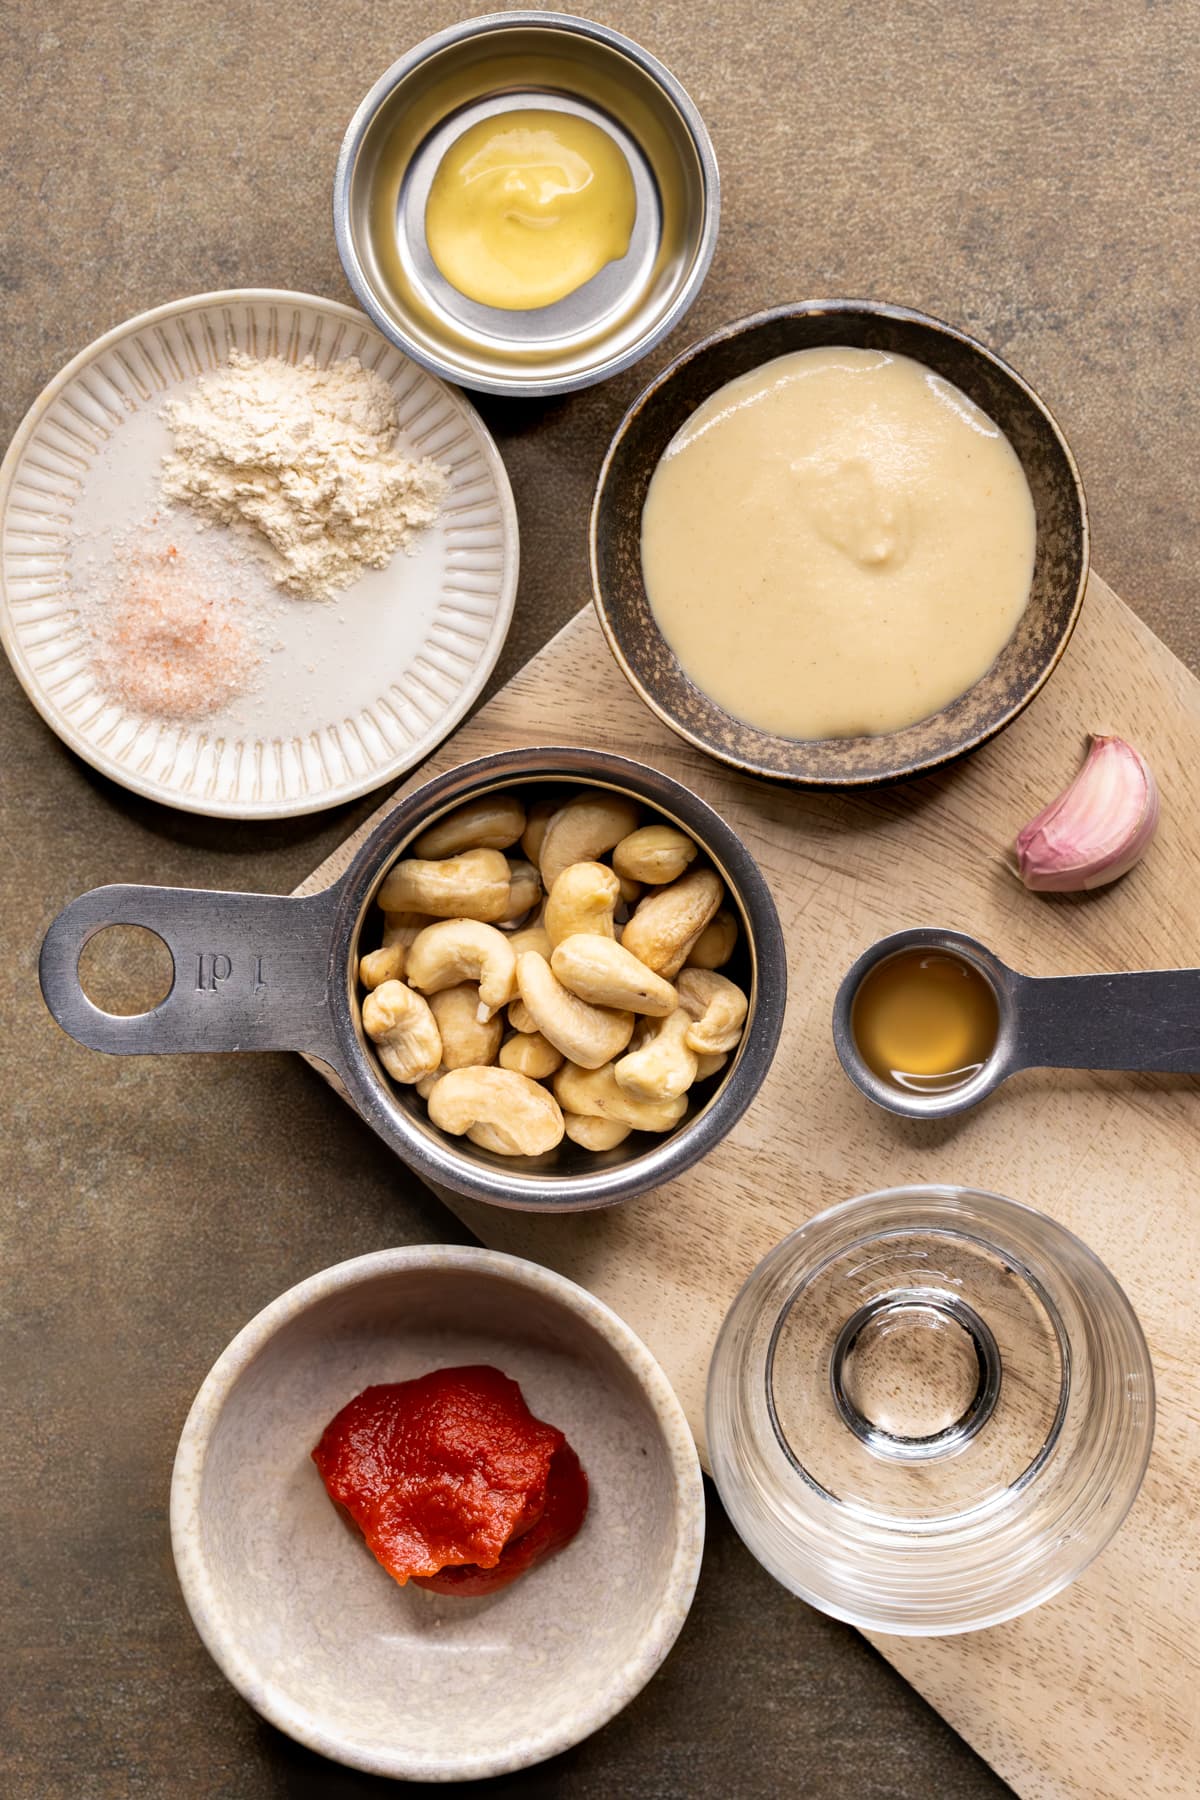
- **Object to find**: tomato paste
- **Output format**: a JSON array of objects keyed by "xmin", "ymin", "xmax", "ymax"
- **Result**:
[
  {"xmin": 415, "ymin": 1442, "xmax": 589, "ymax": 1596},
  {"xmin": 312, "ymin": 1364, "xmax": 588, "ymax": 1595}
]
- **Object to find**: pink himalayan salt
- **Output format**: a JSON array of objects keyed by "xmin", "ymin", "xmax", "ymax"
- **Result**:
[{"xmin": 90, "ymin": 541, "xmax": 257, "ymax": 721}]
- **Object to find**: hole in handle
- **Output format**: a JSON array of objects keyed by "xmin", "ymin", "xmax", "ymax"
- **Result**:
[{"xmin": 77, "ymin": 925, "xmax": 175, "ymax": 1018}]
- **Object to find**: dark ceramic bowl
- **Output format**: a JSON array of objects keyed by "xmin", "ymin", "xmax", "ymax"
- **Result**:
[{"xmin": 590, "ymin": 301, "xmax": 1089, "ymax": 785}]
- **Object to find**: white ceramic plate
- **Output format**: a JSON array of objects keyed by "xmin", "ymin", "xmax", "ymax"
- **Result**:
[{"xmin": 0, "ymin": 290, "xmax": 518, "ymax": 818}]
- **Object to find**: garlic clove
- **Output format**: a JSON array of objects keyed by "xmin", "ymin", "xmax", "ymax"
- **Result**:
[{"xmin": 1014, "ymin": 734, "xmax": 1159, "ymax": 893}]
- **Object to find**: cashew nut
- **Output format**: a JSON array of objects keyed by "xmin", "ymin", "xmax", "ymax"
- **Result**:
[
  {"xmin": 499, "ymin": 859, "xmax": 542, "ymax": 924},
  {"xmin": 406, "ymin": 919, "xmax": 517, "ymax": 1020},
  {"xmin": 614, "ymin": 1008, "xmax": 699, "ymax": 1102},
  {"xmin": 361, "ymin": 980, "xmax": 442, "ymax": 1084},
  {"xmin": 499, "ymin": 1030, "xmax": 564, "ymax": 1080},
  {"xmin": 428, "ymin": 984, "xmax": 504, "ymax": 1069},
  {"xmin": 544, "ymin": 861, "xmax": 621, "ymax": 948},
  {"xmin": 615, "ymin": 875, "xmax": 642, "ymax": 911},
  {"xmin": 507, "ymin": 914, "xmax": 552, "ymax": 961},
  {"xmin": 378, "ymin": 848, "xmax": 513, "ymax": 923},
  {"xmin": 563, "ymin": 1112, "xmax": 631, "ymax": 1151},
  {"xmin": 508, "ymin": 996, "xmax": 539, "ymax": 1035},
  {"xmin": 359, "ymin": 943, "xmax": 407, "ymax": 989},
  {"xmin": 620, "ymin": 867, "xmax": 724, "ymax": 978},
  {"xmin": 538, "ymin": 792, "xmax": 641, "ymax": 890},
  {"xmin": 553, "ymin": 1059, "xmax": 687, "ymax": 1133},
  {"xmin": 410, "ymin": 792, "xmax": 525, "ymax": 860},
  {"xmin": 361, "ymin": 778, "xmax": 738, "ymax": 1157},
  {"xmin": 677, "ymin": 968, "xmax": 749, "ymax": 1054},
  {"xmin": 686, "ymin": 907, "xmax": 739, "ymax": 970},
  {"xmin": 520, "ymin": 796, "xmax": 560, "ymax": 866},
  {"xmin": 383, "ymin": 910, "xmax": 433, "ymax": 945},
  {"xmin": 362, "ymin": 910, "xmax": 434, "ymax": 982},
  {"xmin": 427, "ymin": 1066, "xmax": 565, "ymax": 1156},
  {"xmin": 550, "ymin": 933, "xmax": 678, "ymax": 1016},
  {"xmin": 613, "ymin": 823, "xmax": 698, "ymax": 887},
  {"xmin": 516, "ymin": 951, "xmax": 634, "ymax": 1070}
]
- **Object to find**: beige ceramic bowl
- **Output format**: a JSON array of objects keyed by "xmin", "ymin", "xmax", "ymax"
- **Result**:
[{"xmin": 170, "ymin": 1246, "xmax": 704, "ymax": 1781}]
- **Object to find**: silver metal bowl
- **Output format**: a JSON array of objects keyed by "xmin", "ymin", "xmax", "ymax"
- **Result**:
[
  {"xmin": 39, "ymin": 748, "xmax": 785, "ymax": 1212},
  {"xmin": 333, "ymin": 12, "xmax": 719, "ymax": 396}
]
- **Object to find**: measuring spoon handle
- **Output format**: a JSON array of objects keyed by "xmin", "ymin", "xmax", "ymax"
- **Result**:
[{"xmin": 1014, "ymin": 969, "xmax": 1200, "ymax": 1073}]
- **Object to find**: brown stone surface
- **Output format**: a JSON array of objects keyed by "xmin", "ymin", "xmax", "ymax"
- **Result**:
[{"xmin": 1, "ymin": 2, "xmax": 1195, "ymax": 1795}]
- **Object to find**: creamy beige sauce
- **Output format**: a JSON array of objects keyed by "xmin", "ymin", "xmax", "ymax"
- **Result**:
[{"xmin": 640, "ymin": 347, "xmax": 1037, "ymax": 739}]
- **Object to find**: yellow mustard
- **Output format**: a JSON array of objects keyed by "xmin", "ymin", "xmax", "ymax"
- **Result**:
[{"xmin": 425, "ymin": 109, "xmax": 636, "ymax": 311}]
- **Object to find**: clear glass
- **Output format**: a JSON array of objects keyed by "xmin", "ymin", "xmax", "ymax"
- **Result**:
[{"xmin": 706, "ymin": 1185, "xmax": 1154, "ymax": 1635}]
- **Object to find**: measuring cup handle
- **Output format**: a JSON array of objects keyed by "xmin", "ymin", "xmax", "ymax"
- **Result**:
[{"xmin": 39, "ymin": 882, "xmax": 345, "ymax": 1066}]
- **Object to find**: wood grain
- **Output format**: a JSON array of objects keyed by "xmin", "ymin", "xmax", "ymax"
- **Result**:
[{"xmin": 297, "ymin": 575, "xmax": 1198, "ymax": 1800}]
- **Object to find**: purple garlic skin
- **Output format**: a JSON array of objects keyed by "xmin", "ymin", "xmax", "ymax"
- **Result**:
[{"xmin": 1014, "ymin": 734, "xmax": 1159, "ymax": 893}]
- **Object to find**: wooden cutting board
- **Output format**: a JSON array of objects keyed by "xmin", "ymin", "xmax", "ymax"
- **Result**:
[{"xmin": 297, "ymin": 574, "xmax": 1198, "ymax": 1800}]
